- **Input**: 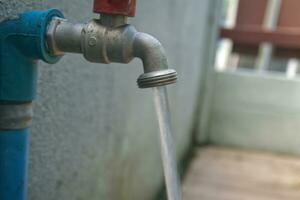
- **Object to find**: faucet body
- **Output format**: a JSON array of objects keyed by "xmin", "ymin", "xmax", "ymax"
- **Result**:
[{"xmin": 47, "ymin": 15, "xmax": 177, "ymax": 88}]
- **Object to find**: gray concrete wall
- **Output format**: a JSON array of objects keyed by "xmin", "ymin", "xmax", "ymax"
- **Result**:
[{"xmin": 1, "ymin": 0, "xmax": 214, "ymax": 199}]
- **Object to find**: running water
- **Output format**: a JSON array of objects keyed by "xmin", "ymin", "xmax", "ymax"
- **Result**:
[{"xmin": 153, "ymin": 86, "xmax": 182, "ymax": 200}]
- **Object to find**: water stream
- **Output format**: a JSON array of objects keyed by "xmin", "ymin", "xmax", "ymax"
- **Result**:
[{"xmin": 153, "ymin": 86, "xmax": 183, "ymax": 200}]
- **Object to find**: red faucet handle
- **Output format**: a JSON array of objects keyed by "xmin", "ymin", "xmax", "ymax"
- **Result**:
[{"xmin": 93, "ymin": 0, "xmax": 136, "ymax": 17}]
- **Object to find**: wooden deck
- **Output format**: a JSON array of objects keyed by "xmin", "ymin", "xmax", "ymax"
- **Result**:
[{"xmin": 182, "ymin": 147, "xmax": 300, "ymax": 200}]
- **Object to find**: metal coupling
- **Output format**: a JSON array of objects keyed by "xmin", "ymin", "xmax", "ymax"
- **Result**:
[
  {"xmin": 0, "ymin": 103, "xmax": 33, "ymax": 130},
  {"xmin": 46, "ymin": 15, "xmax": 177, "ymax": 88}
]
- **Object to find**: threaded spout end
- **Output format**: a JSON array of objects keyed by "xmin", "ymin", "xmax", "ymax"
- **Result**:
[{"xmin": 137, "ymin": 69, "xmax": 177, "ymax": 88}]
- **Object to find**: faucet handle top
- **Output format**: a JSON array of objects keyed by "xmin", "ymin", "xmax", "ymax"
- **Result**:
[{"xmin": 93, "ymin": 0, "xmax": 136, "ymax": 17}]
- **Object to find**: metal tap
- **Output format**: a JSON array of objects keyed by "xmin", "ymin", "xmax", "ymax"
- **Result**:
[{"xmin": 46, "ymin": 5, "xmax": 177, "ymax": 88}]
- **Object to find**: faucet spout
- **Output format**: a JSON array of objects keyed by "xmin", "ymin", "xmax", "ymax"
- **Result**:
[
  {"xmin": 133, "ymin": 32, "xmax": 168, "ymax": 73},
  {"xmin": 132, "ymin": 32, "xmax": 177, "ymax": 88}
]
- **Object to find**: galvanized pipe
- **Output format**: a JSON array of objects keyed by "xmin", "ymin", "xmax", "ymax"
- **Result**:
[{"xmin": 47, "ymin": 18, "xmax": 84, "ymax": 55}]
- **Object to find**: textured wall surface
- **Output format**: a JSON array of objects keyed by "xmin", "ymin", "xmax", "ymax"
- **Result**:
[{"xmin": 0, "ymin": 0, "xmax": 214, "ymax": 199}]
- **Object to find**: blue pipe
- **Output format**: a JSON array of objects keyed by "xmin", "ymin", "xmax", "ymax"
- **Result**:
[
  {"xmin": 0, "ymin": 129, "xmax": 29, "ymax": 200},
  {"xmin": 0, "ymin": 9, "xmax": 63, "ymax": 200}
]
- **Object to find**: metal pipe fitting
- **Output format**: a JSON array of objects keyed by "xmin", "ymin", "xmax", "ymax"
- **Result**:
[
  {"xmin": 0, "ymin": 103, "xmax": 33, "ymax": 130},
  {"xmin": 47, "ymin": 15, "xmax": 177, "ymax": 88},
  {"xmin": 47, "ymin": 17, "xmax": 84, "ymax": 56}
]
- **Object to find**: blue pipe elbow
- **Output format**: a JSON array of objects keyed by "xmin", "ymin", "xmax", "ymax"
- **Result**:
[{"xmin": 0, "ymin": 9, "xmax": 64, "ymax": 102}]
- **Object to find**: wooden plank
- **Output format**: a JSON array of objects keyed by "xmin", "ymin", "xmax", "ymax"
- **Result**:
[
  {"xmin": 220, "ymin": 28, "xmax": 300, "ymax": 49},
  {"xmin": 236, "ymin": 0, "xmax": 267, "ymax": 27},
  {"xmin": 277, "ymin": 0, "xmax": 300, "ymax": 28},
  {"xmin": 208, "ymin": 71, "xmax": 300, "ymax": 155},
  {"xmin": 236, "ymin": 0, "xmax": 300, "ymax": 28},
  {"xmin": 224, "ymin": 0, "xmax": 300, "ymax": 57},
  {"xmin": 183, "ymin": 147, "xmax": 300, "ymax": 200}
]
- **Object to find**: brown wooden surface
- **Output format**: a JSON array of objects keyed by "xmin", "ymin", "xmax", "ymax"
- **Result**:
[
  {"xmin": 236, "ymin": 0, "xmax": 267, "ymax": 28},
  {"xmin": 236, "ymin": 0, "xmax": 300, "ymax": 29},
  {"xmin": 221, "ymin": 28, "xmax": 300, "ymax": 49},
  {"xmin": 278, "ymin": 0, "xmax": 300, "ymax": 28},
  {"xmin": 224, "ymin": 0, "xmax": 300, "ymax": 57},
  {"xmin": 183, "ymin": 147, "xmax": 300, "ymax": 200},
  {"xmin": 220, "ymin": 28, "xmax": 300, "ymax": 57}
]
